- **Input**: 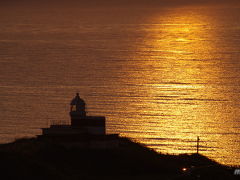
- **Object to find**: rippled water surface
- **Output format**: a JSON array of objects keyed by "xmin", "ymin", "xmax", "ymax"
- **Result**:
[{"xmin": 0, "ymin": 3, "xmax": 240, "ymax": 165}]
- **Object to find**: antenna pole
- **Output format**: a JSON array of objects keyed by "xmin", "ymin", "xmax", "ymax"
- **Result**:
[{"xmin": 197, "ymin": 136, "xmax": 200, "ymax": 154}]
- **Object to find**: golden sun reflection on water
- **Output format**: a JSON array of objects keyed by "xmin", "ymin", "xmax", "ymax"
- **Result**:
[
  {"xmin": 1, "ymin": 4, "xmax": 240, "ymax": 168},
  {"xmin": 119, "ymin": 8, "xmax": 240, "ymax": 165}
]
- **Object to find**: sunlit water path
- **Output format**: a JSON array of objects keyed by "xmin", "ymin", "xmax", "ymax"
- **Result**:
[{"xmin": 0, "ymin": 4, "xmax": 240, "ymax": 166}]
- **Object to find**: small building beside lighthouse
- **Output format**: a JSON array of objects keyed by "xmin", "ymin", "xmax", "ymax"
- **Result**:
[{"xmin": 40, "ymin": 93, "xmax": 118, "ymax": 148}]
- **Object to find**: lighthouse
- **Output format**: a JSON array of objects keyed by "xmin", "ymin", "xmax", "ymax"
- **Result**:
[
  {"xmin": 69, "ymin": 93, "xmax": 87, "ymax": 126},
  {"xmin": 41, "ymin": 93, "xmax": 106, "ymax": 135},
  {"xmin": 69, "ymin": 93, "xmax": 106, "ymax": 134},
  {"xmin": 70, "ymin": 93, "xmax": 87, "ymax": 116},
  {"xmin": 40, "ymin": 93, "xmax": 118, "ymax": 148}
]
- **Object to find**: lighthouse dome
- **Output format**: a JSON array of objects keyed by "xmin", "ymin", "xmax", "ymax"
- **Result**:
[
  {"xmin": 70, "ymin": 93, "xmax": 85, "ymax": 106},
  {"xmin": 70, "ymin": 93, "xmax": 86, "ymax": 116}
]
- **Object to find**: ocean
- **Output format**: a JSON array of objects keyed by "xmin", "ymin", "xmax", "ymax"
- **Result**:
[{"xmin": 0, "ymin": 2, "xmax": 240, "ymax": 166}]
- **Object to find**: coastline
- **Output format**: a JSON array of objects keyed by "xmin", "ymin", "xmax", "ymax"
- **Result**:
[{"xmin": 0, "ymin": 136, "xmax": 238, "ymax": 180}]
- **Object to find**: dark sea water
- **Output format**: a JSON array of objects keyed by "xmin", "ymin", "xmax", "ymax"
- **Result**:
[{"xmin": 0, "ymin": 2, "xmax": 240, "ymax": 166}]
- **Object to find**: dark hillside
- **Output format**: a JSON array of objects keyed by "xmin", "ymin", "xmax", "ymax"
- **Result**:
[{"xmin": 0, "ymin": 137, "xmax": 237, "ymax": 180}]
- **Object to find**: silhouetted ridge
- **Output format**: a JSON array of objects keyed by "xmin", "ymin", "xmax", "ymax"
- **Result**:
[{"xmin": 0, "ymin": 137, "xmax": 238, "ymax": 180}]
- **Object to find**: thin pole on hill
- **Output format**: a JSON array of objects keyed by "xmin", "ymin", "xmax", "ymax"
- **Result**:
[{"xmin": 197, "ymin": 136, "xmax": 200, "ymax": 154}]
